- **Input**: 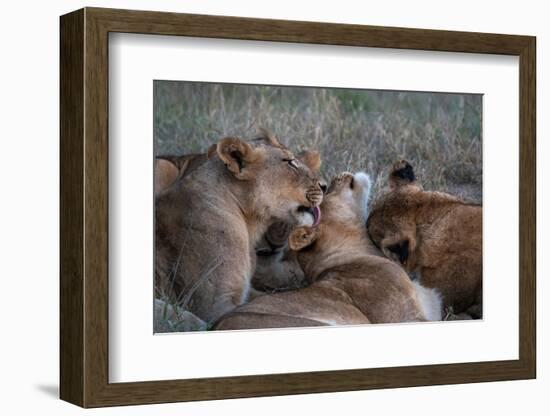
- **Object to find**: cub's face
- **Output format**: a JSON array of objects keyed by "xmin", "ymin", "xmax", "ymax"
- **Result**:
[
  {"xmin": 322, "ymin": 172, "xmax": 373, "ymax": 226},
  {"xmin": 366, "ymin": 194, "xmax": 417, "ymax": 265},
  {"xmin": 366, "ymin": 160, "xmax": 421, "ymax": 266},
  {"xmin": 216, "ymin": 137, "xmax": 324, "ymax": 227},
  {"xmin": 288, "ymin": 172, "xmax": 372, "ymax": 271}
]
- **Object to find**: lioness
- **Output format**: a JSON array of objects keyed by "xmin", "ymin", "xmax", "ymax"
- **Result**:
[
  {"xmin": 367, "ymin": 160, "xmax": 482, "ymax": 317},
  {"xmin": 156, "ymin": 134, "xmax": 324, "ymax": 323},
  {"xmin": 155, "ymin": 132, "xmax": 322, "ymax": 294},
  {"xmin": 214, "ymin": 172, "xmax": 441, "ymax": 330}
]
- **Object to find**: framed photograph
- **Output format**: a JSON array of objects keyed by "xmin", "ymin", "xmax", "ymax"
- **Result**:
[{"xmin": 60, "ymin": 7, "xmax": 536, "ymax": 408}]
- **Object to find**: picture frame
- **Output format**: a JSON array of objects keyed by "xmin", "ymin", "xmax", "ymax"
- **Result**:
[{"xmin": 60, "ymin": 7, "xmax": 536, "ymax": 408}]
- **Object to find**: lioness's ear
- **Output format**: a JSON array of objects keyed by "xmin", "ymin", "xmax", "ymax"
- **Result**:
[
  {"xmin": 389, "ymin": 160, "xmax": 416, "ymax": 190},
  {"xmin": 206, "ymin": 143, "xmax": 218, "ymax": 158},
  {"xmin": 155, "ymin": 158, "xmax": 179, "ymax": 195},
  {"xmin": 216, "ymin": 137, "xmax": 262, "ymax": 180},
  {"xmin": 298, "ymin": 150, "xmax": 321, "ymax": 173},
  {"xmin": 257, "ymin": 127, "xmax": 284, "ymax": 148},
  {"xmin": 288, "ymin": 226, "xmax": 319, "ymax": 251}
]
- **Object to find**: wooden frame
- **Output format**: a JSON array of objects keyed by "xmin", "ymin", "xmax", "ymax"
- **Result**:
[{"xmin": 60, "ymin": 7, "xmax": 536, "ymax": 408}]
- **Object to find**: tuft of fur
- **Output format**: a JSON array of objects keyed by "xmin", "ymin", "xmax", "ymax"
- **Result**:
[{"xmin": 412, "ymin": 282, "xmax": 443, "ymax": 321}]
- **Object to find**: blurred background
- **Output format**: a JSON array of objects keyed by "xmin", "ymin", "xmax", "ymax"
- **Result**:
[{"xmin": 154, "ymin": 81, "xmax": 482, "ymax": 202}]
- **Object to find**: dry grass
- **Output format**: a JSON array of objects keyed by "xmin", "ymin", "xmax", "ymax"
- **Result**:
[{"xmin": 154, "ymin": 81, "xmax": 482, "ymax": 202}]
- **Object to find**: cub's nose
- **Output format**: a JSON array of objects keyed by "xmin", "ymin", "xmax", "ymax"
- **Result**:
[{"xmin": 319, "ymin": 181, "xmax": 328, "ymax": 194}]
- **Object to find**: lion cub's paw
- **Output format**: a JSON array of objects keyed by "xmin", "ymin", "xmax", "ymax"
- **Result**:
[
  {"xmin": 306, "ymin": 186, "xmax": 323, "ymax": 206},
  {"xmin": 336, "ymin": 172, "xmax": 354, "ymax": 181}
]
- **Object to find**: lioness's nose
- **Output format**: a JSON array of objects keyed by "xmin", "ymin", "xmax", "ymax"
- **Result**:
[{"xmin": 319, "ymin": 181, "xmax": 328, "ymax": 194}]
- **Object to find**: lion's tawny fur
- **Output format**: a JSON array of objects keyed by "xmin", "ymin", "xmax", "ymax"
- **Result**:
[
  {"xmin": 367, "ymin": 160, "xmax": 482, "ymax": 317},
  {"xmin": 155, "ymin": 135, "xmax": 323, "ymax": 323}
]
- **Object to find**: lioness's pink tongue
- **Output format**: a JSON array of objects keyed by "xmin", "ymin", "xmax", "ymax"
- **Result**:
[{"xmin": 312, "ymin": 206, "xmax": 321, "ymax": 227}]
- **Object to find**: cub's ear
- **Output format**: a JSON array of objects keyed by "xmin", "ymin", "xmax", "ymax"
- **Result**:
[
  {"xmin": 381, "ymin": 231, "xmax": 416, "ymax": 267},
  {"xmin": 216, "ymin": 137, "xmax": 263, "ymax": 180},
  {"xmin": 288, "ymin": 226, "xmax": 319, "ymax": 251},
  {"xmin": 298, "ymin": 150, "xmax": 321, "ymax": 173},
  {"xmin": 383, "ymin": 239, "xmax": 410, "ymax": 265},
  {"xmin": 389, "ymin": 160, "xmax": 416, "ymax": 190},
  {"xmin": 154, "ymin": 158, "xmax": 179, "ymax": 195}
]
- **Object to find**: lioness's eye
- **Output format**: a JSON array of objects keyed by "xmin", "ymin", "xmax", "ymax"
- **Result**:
[{"xmin": 284, "ymin": 158, "xmax": 299, "ymax": 170}]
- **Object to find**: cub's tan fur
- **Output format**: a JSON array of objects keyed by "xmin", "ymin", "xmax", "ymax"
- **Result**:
[
  {"xmin": 367, "ymin": 160, "xmax": 482, "ymax": 317},
  {"xmin": 215, "ymin": 172, "xmax": 441, "ymax": 330},
  {"xmin": 156, "ymin": 134, "xmax": 323, "ymax": 323}
]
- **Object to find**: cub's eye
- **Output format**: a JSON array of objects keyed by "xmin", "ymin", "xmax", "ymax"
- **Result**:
[{"xmin": 284, "ymin": 158, "xmax": 299, "ymax": 170}]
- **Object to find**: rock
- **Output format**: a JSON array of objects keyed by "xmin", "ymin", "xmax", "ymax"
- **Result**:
[{"xmin": 154, "ymin": 298, "xmax": 208, "ymax": 332}]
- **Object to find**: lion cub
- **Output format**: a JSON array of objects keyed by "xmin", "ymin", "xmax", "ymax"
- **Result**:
[
  {"xmin": 214, "ymin": 172, "xmax": 441, "ymax": 330},
  {"xmin": 155, "ymin": 134, "xmax": 324, "ymax": 324},
  {"xmin": 367, "ymin": 161, "xmax": 482, "ymax": 318}
]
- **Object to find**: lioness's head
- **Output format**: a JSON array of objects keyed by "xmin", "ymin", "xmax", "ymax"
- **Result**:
[
  {"xmin": 366, "ymin": 160, "xmax": 421, "ymax": 267},
  {"xmin": 288, "ymin": 172, "xmax": 372, "ymax": 278},
  {"xmin": 214, "ymin": 134, "xmax": 324, "ymax": 227}
]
